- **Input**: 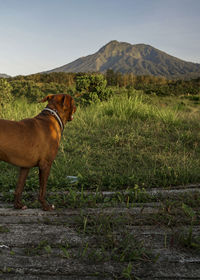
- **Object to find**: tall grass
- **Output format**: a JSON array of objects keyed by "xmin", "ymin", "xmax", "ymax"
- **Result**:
[
  {"xmin": 0, "ymin": 97, "xmax": 44, "ymax": 120},
  {"xmin": 99, "ymin": 93, "xmax": 181, "ymax": 124},
  {"xmin": 1, "ymin": 92, "xmax": 200, "ymax": 193}
]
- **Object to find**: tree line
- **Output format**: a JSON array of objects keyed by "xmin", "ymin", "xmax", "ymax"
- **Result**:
[{"xmin": 0, "ymin": 70, "xmax": 199, "ymax": 106}]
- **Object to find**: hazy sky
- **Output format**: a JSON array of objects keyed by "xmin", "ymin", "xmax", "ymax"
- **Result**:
[{"xmin": 0, "ymin": 0, "xmax": 199, "ymax": 76}]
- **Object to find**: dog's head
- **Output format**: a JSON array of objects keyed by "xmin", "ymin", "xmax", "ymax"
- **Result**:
[{"xmin": 40, "ymin": 94, "xmax": 76, "ymax": 123}]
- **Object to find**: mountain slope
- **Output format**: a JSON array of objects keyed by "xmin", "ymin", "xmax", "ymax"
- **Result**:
[
  {"xmin": 0, "ymin": 73, "xmax": 10, "ymax": 78},
  {"xmin": 47, "ymin": 40, "xmax": 200, "ymax": 78}
]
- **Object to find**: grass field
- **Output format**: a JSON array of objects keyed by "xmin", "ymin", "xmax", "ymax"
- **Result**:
[{"xmin": 1, "ymin": 90, "xmax": 200, "ymax": 195}]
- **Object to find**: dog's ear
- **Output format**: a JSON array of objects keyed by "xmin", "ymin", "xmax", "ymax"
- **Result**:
[
  {"xmin": 38, "ymin": 95, "xmax": 54, "ymax": 103},
  {"xmin": 63, "ymin": 95, "xmax": 75, "ymax": 109},
  {"xmin": 63, "ymin": 95, "xmax": 76, "ymax": 118},
  {"xmin": 62, "ymin": 95, "xmax": 71, "ymax": 107},
  {"xmin": 61, "ymin": 95, "xmax": 66, "ymax": 105}
]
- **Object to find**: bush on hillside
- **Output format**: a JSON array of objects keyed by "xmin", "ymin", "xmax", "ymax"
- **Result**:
[
  {"xmin": 10, "ymin": 80, "xmax": 71, "ymax": 102},
  {"xmin": 10, "ymin": 80, "xmax": 44, "ymax": 102},
  {"xmin": 76, "ymin": 74, "xmax": 114, "ymax": 105},
  {"xmin": 0, "ymin": 79, "xmax": 13, "ymax": 107}
]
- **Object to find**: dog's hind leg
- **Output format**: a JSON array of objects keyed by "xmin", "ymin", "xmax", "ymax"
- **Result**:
[
  {"xmin": 38, "ymin": 164, "xmax": 54, "ymax": 211},
  {"xmin": 14, "ymin": 167, "xmax": 30, "ymax": 210}
]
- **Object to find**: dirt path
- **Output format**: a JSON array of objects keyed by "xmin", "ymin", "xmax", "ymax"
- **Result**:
[{"xmin": 0, "ymin": 186, "xmax": 200, "ymax": 279}]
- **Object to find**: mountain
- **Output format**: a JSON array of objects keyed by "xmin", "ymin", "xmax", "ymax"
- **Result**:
[
  {"xmin": 47, "ymin": 40, "xmax": 200, "ymax": 79},
  {"xmin": 0, "ymin": 73, "xmax": 10, "ymax": 78}
]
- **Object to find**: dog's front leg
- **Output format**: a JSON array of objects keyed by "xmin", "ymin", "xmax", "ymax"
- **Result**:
[
  {"xmin": 38, "ymin": 165, "xmax": 54, "ymax": 211},
  {"xmin": 14, "ymin": 167, "xmax": 30, "ymax": 210}
]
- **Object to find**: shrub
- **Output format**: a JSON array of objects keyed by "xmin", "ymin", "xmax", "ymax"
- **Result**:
[
  {"xmin": 76, "ymin": 74, "xmax": 113, "ymax": 105},
  {"xmin": 10, "ymin": 80, "xmax": 44, "ymax": 102},
  {"xmin": 0, "ymin": 79, "xmax": 13, "ymax": 107}
]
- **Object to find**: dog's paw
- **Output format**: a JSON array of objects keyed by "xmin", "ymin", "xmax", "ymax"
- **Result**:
[
  {"xmin": 14, "ymin": 202, "xmax": 27, "ymax": 210},
  {"xmin": 42, "ymin": 204, "xmax": 55, "ymax": 211}
]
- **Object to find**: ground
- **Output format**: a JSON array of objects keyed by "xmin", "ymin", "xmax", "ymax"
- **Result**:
[{"xmin": 0, "ymin": 185, "xmax": 200, "ymax": 279}]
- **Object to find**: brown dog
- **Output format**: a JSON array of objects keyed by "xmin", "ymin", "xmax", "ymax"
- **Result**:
[{"xmin": 0, "ymin": 94, "xmax": 76, "ymax": 211}]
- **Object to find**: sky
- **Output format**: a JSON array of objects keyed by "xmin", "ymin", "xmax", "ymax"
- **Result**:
[{"xmin": 0, "ymin": 0, "xmax": 200, "ymax": 76}]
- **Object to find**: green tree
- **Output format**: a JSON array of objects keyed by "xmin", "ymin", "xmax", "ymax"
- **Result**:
[
  {"xmin": 76, "ymin": 74, "xmax": 113, "ymax": 105},
  {"xmin": 105, "ymin": 69, "xmax": 117, "ymax": 86},
  {"xmin": 0, "ymin": 79, "xmax": 13, "ymax": 106}
]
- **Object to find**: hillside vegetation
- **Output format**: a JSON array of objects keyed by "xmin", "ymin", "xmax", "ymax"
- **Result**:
[{"xmin": 1, "ymin": 71, "xmax": 199, "ymax": 106}]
